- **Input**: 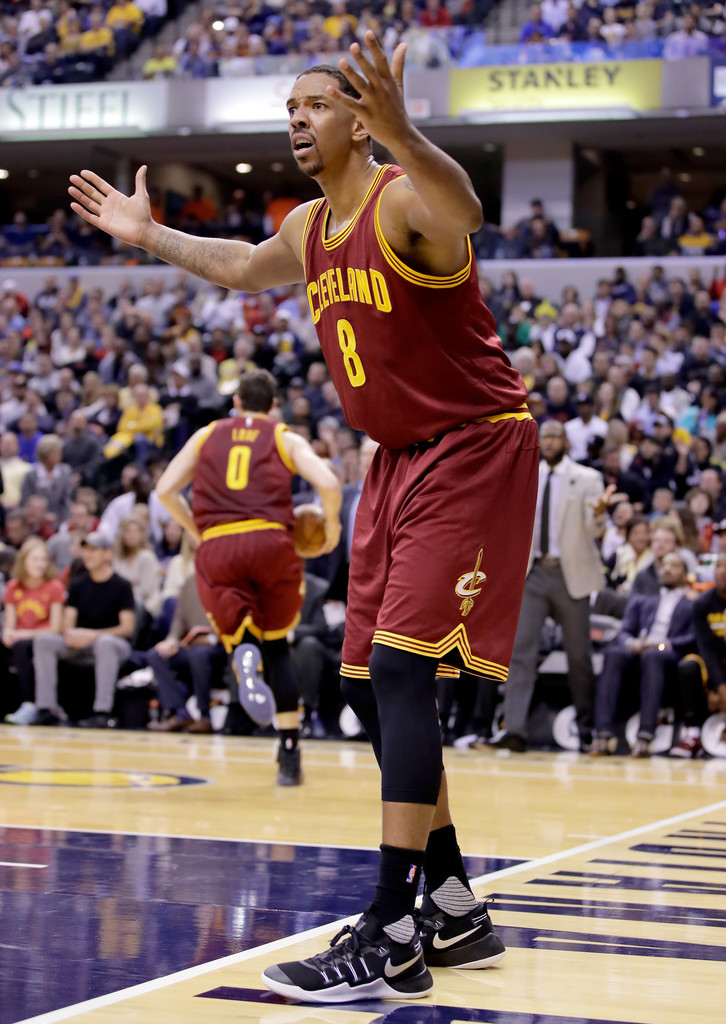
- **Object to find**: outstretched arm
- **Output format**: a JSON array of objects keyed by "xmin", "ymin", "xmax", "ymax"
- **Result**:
[
  {"xmin": 329, "ymin": 32, "xmax": 482, "ymax": 246},
  {"xmin": 68, "ymin": 165, "xmax": 307, "ymax": 292}
]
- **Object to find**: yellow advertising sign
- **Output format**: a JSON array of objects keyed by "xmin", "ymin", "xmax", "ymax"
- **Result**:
[{"xmin": 450, "ymin": 60, "xmax": 662, "ymax": 114}]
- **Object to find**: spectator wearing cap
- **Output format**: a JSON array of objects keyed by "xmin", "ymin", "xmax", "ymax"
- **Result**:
[
  {"xmin": 565, "ymin": 392, "xmax": 608, "ymax": 463},
  {"xmin": 31, "ymin": 531, "xmax": 135, "ymax": 728},
  {"xmin": 20, "ymin": 435, "xmax": 74, "ymax": 525}
]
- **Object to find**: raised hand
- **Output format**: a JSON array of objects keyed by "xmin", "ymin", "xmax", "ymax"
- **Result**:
[
  {"xmin": 68, "ymin": 165, "xmax": 153, "ymax": 248},
  {"xmin": 327, "ymin": 31, "xmax": 409, "ymax": 152}
]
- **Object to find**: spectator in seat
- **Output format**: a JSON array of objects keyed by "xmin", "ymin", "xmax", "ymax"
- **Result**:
[
  {"xmin": 31, "ymin": 531, "xmax": 135, "ymax": 728},
  {"xmin": 631, "ymin": 517, "xmax": 697, "ymax": 594},
  {"xmin": 3, "ymin": 538, "xmax": 64, "ymax": 726},
  {"xmin": 145, "ymin": 568, "xmax": 226, "ymax": 733},
  {"xmin": 105, "ymin": 0, "xmax": 145, "ymax": 59},
  {"xmin": 112, "ymin": 513, "xmax": 161, "ymax": 618},
  {"xmin": 418, "ymin": 0, "xmax": 452, "ymax": 27},
  {"xmin": 591, "ymin": 553, "xmax": 696, "ymax": 757},
  {"xmin": 78, "ymin": 7, "xmax": 115, "ymax": 76},
  {"xmin": 142, "ymin": 42, "xmax": 177, "ymax": 78},
  {"xmin": 180, "ymin": 184, "xmax": 220, "ymax": 224},
  {"xmin": 663, "ymin": 11, "xmax": 709, "ymax": 59},
  {"xmin": 103, "ymin": 382, "xmax": 164, "ymax": 464},
  {"xmin": 519, "ymin": 3, "xmax": 555, "ymax": 41},
  {"xmin": 673, "ymin": 553, "xmax": 726, "ymax": 757},
  {"xmin": 20, "ymin": 434, "xmax": 74, "ymax": 526},
  {"xmin": 0, "ymin": 433, "xmax": 31, "ymax": 510}
]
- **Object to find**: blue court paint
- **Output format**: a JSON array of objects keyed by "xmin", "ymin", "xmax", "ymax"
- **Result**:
[
  {"xmin": 0, "ymin": 827, "xmax": 521, "ymax": 1024},
  {"xmin": 533, "ymin": 870, "xmax": 726, "ymax": 896},
  {"xmin": 490, "ymin": 892, "xmax": 726, "ymax": 928},
  {"xmin": 197, "ymin": 988, "xmax": 637, "ymax": 1023}
]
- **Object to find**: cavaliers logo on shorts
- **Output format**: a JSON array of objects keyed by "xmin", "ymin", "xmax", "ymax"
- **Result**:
[{"xmin": 456, "ymin": 548, "xmax": 487, "ymax": 618}]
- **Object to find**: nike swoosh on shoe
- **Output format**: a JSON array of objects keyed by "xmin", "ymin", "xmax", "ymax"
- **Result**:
[
  {"xmin": 432, "ymin": 925, "xmax": 481, "ymax": 950},
  {"xmin": 383, "ymin": 951, "xmax": 423, "ymax": 977}
]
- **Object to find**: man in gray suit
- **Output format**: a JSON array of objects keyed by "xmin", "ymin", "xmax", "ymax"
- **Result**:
[{"xmin": 492, "ymin": 419, "xmax": 613, "ymax": 752}]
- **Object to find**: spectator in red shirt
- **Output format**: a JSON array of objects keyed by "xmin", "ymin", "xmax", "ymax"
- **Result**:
[
  {"xmin": 3, "ymin": 537, "xmax": 64, "ymax": 725},
  {"xmin": 419, "ymin": 0, "xmax": 452, "ymax": 27}
]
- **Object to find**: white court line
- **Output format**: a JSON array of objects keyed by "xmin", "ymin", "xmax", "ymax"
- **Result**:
[
  {"xmin": 0, "ymin": 860, "xmax": 46, "ymax": 868},
  {"xmin": 12, "ymin": 795, "xmax": 726, "ymax": 1024}
]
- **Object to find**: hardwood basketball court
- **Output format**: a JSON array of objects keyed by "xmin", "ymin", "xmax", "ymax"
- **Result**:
[{"xmin": 2, "ymin": 725, "xmax": 725, "ymax": 1024}]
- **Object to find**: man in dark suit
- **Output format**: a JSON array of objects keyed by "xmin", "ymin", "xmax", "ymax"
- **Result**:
[{"xmin": 591, "ymin": 553, "xmax": 696, "ymax": 757}]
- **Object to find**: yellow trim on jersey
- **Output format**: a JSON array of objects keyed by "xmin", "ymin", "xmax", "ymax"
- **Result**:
[
  {"xmin": 372, "ymin": 624, "xmax": 509, "ymax": 682},
  {"xmin": 373, "ymin": 182, "xmax": 472, "ymax": 289},
  {"xmin": 201, "ymin": 519, "xmax": 286, "ymax": 542},
  {"xmin": 480, "ymin": 404, "xmax": 532, "ymax": 425},
  {"xmin": 341, "ymin": 661, "xmax": 461, "ymax": 680},
  {"xmin": 341, "ymin": 663, "xmax": 371, "ymax": 679},
  {"xmin": 274, "ymin": 422, "xmax": 296, "ymax": 473},
  {"xmin": 195, "ymin": 422, "xmax": 215, "ymax": 454},
  {"xmin": 302, "ymin": 198, "xmax": 325, "ymax": 264},
  {"xmin": 260, "ymin": 612, "xmax": 301, "ymax": 642},
  {"xmin": 321, "ymin": 165, "xmax": 390, "ymax": 251},
  {"xmin": 219, "ymin": 614, "xmax": 261, "ymax": 653}
]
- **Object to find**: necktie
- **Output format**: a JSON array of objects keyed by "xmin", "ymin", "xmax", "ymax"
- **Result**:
[{"xmin": 540, "ymin": 470, "xmax": 553, "ymax": 557}]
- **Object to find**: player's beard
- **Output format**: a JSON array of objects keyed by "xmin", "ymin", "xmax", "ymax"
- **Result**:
[{"xmin": 299, "ymin": 154, "xmax": 323, "ymax": 178}]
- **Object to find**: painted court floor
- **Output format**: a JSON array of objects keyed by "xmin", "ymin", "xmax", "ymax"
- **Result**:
[{"xmin": 1, "ymin": 725, "xmax": 725, "ymax": 1024}]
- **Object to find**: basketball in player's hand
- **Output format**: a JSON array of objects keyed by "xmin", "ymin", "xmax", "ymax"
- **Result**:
[{"xmin": 293, "ymin": 504, "xmax": 327, "ymax": 558}]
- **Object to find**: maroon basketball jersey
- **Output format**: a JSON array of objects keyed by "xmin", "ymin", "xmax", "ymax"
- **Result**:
[
  {"xmin": 192, "ymin": 415, "xmax": 296, "ymax": 533},
  {"xmin": 302, "ymin": 164, "xmax": 527, "ymax": 449}
]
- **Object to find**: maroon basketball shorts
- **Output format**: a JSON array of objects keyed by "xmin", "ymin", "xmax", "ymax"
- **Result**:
[
  {"xmin": 195, "ymin": 528, "xmax": 304, "ymax": 651},
  {"xmin": 341, "ymin": 413, "xmax": 539, "ymax": 682}
]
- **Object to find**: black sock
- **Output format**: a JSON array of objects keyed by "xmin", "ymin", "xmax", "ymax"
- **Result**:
[
  {"xmin": 423, "ymin": 824, "xmax": 476, "ymax": 915},
  {"xmin": 371, "ymin": 843, "xmax": 423, "ymax": 928},
  {"xmin": 279, "ymin": 728, "xmax": 298, "ymax": 750}
]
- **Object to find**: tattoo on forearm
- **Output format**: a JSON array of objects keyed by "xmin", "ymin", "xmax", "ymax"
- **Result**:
[{"xmin": 149, "ymin": 227, "xmax": 243, "ymax": 281}]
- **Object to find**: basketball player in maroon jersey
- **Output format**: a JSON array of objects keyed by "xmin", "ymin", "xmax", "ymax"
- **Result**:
[
  {"xmin": 70, "ymin": 32, "xmax": 538, "ymax": 1002},
  {"xmin": 155, "ymin": 369, "xmax": 341, "ymax": 785}
]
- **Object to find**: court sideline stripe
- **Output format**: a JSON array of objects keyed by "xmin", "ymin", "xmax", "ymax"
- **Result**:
[{"xmin": 12, "ymin": 795, "xmax": 726, "ymax": 1024}]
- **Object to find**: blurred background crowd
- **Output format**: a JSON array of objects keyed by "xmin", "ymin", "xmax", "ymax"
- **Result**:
[{"xmin": 1, "ymin": 256, "xmax": 726, "ymax": 743}]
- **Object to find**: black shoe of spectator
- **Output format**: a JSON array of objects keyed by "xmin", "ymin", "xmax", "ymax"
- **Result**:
[
  {"xmin": 32, "ymin": 709, "xmax": 61, "ymax": 727},
  {"xmin": 77, "ymin": 712, "xmax": 115, "ymax": 729},
  {"xmin": 488, "ymin": 732, "xmax": 527, "ymax": 753}
]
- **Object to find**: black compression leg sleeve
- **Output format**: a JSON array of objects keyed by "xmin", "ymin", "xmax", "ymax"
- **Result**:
[
  {"xmin": 340, "ymin": 674, "xmax": 382, "ymax": 765},
  {"xmin": 262, "ymin": 638, "xmax": 300, "ymax": 714},
  {"xmin": 368, "ymin": 644, "xmax": 442, "ymax": 805}
]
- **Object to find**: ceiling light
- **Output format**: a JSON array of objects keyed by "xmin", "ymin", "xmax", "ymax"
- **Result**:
[
  {"xmin": 679, "ymin": 172, "xmax": 691, "ymax": 182},
  {"xmin": 0, "ymin": 169, "xmax": 8, "ymax": 180},
  {"xmin": 692, "ymin": 147, "xmax": 705, "ymax": 156},
  {"xmin": 271, "ymin": 162, "xmax": 284, "ymax": 172},
  {"xmin": 235, "ymin": 162, "xmax": 252, "ymax": 174},
  {"xmin": 212, "ymin": 19, "xmax": 224, "ymax": 30}
]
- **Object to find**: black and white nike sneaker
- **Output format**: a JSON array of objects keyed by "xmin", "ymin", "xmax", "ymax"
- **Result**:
[
  {"xmin": 417, "ymin": 896, "xmax": 506, "ymax": 969},
  {"xmin": 262, "ymin": 910, "xmax": 433, "ymax": 1003}
]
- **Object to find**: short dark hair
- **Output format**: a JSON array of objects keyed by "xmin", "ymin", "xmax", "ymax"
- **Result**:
[
  {"xmin": 238, "ymin": 369, "xmax": 277, "ymax": 413},
  {"xmin": 296, "ymin": 64, "xmax": 361, "ymax": 100}
]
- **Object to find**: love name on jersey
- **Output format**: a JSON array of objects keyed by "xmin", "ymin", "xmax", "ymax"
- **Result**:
[
  {"xmin": 231, "ymin": 427, "xmax": 260, "ymax": 443},
  {"xmin": 307, "ymin": 266, "xmax": 392, "ymax": 324}
]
